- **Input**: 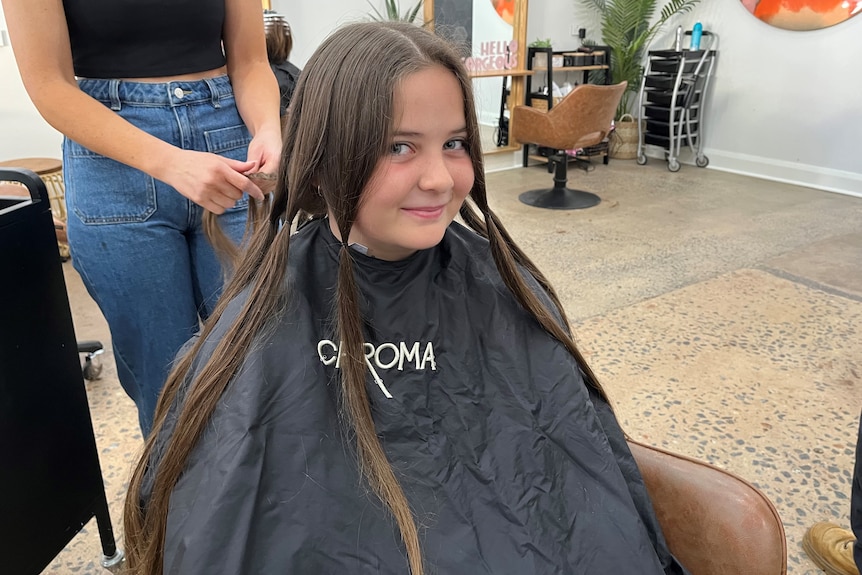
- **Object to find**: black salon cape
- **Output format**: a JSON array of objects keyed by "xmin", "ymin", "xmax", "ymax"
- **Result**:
[{"xmin": 142, "ymin": 219, "xmax": 689, "ymax": 575}]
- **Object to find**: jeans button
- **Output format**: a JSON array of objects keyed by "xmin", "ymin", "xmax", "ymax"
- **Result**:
[{"xmin": 174, "ymin": 87, "xmax": 184, "ymax": 99}]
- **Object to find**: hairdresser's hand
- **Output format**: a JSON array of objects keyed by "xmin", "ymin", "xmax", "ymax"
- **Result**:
[
  {"xmin": 244, "ymin": 127, "xmax": 282, "ymax": 190},
  {"xmin": 161, "ymin": 149, "xmax": 265, "ymax": 215}
]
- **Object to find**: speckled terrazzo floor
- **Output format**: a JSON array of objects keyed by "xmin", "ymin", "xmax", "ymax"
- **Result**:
[{"xmin": 42, "ymin": 159, "xmax": 861, "ymax": 574}]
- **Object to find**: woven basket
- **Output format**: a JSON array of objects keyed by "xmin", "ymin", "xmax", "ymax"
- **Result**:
[
  {"xmin": 530, "ymin": 96, "xmax": 563, "ymax": 111},
  {"xmin": 609, "ymin": 113, "xmax": 640, "ymax": 160}
]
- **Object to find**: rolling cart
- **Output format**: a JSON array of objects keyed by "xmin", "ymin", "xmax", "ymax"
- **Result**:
[
  {"xmin": 0, "ymin": 168, "xmax": 124, "ymax": 574},
  {"xmin": 636, "ymin": 31, "xmax": 718, "ymax": 172}
]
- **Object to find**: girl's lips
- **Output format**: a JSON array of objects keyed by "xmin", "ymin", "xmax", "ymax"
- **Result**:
[{"xmin": 402, "ymin": 205, "xmax": 445, "ymax": 219}]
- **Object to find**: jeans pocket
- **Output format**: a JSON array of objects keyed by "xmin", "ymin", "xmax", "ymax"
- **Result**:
[
  {"xmin": 64, "ymin": 139, "xmax": 157, "ymax": 224},
  {"xmin": 204, "ymin": 124, "xmax": 252, "ymax": 211}
]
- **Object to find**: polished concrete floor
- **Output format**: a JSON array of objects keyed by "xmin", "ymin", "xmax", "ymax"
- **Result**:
[{"xmin": 45, "ymin": 158, "xmax": 862, "ymax": 574}]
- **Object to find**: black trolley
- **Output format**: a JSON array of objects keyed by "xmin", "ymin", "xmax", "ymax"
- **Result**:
[
  {"xmin": 636, "ymin": 31, "xmax": 718, "ymax": 172},
  {"xmin": 0, "ymin": 168, "xmax": 125, "ymax": 574}
]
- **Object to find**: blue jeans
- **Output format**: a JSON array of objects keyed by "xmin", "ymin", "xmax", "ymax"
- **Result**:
[{"xmin": 63, "ymin": 76, "xmax": 251, "ymax": 436}]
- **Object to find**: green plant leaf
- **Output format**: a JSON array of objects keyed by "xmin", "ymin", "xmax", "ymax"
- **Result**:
[
  {"xmin": 406, "ymin": 0, "xmax": 423, "ymax": 22},
  {"xmin": 366, "ymin": 0, "xmax": 387, "ymax": 21},
  {"xmin": 579, "ymin": 0, "xmax": 703, "ymax": 117},
  {"xmin": 367, "ymin": 0, "xmax": 425, "ymax": 23}
]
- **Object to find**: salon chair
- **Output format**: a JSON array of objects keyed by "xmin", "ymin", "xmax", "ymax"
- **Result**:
[
  {"xmin": 511, "ymin": 81, "xmax": 627, "ymax": 210},
  {"xmin": 628, "ymin": 439, "xmax": 787, "ymax": 575}
]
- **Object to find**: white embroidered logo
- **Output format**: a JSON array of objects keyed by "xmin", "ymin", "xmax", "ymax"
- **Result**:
[{"xmin": 316, "ymin": 340, "xmax": 437, "ymax": 398}]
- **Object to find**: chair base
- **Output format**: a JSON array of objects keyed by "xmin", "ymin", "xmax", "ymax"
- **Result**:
[
  {"xmin": 519, "ymin": 152, "xmax": 601, "ymax": 210},
  {"xmin": 519, "ymin": 187, "xmax": 601, "ymax": 210}
]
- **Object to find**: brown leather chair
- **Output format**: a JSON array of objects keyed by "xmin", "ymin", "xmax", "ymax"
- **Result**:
[
  {"xmin": 511, "ymin": 81, "xmax": 626, "ymax": 210},
  {"xmin": 628, "ymin": 439, "xmax": 787, "ymax": 575}
]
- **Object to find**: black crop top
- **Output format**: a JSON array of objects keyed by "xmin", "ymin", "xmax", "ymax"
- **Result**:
[{"xmin": 62, "ymin": 0, "xmax": 227, "ymax": 78}]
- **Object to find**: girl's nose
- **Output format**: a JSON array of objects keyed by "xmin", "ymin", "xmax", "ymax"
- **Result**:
[{"xmin": 418, "ymin": 152, "xmax": 455, "ymax": 193}]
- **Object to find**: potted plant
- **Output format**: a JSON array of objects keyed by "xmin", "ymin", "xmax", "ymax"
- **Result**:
[
  {"xmin": 528, "ymin": 38, "xmax": 553, "ymax": 68},
  {"xmin": 367, "ymin": 0, "xmax": 425, "ymax": 23},
  {"xmin": 580, "ymin": 0, "xmax": 702, "ymax": 157}
]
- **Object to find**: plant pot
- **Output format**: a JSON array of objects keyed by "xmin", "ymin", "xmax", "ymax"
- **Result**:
[
  {"xmin": 609, "ymin": 114, "xmax": 640, "ymax": 160},
  {"xmin": 532, "ymin": 52, "xmax": 548, "ymax": 69}
]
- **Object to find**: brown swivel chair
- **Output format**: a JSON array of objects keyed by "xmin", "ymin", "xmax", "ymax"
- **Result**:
[
  {"xmin": 511, "ymin": 81, "xmax": 627, "ymax": 210},
  {"xmin": 628, "ymin": 439, "xmax": 787, "ymax": 575}
]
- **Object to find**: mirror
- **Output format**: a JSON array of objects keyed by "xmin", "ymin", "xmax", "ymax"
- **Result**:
[{"xmin": 425, "ymin": 0, "xmax": 529, "ymax": 155}]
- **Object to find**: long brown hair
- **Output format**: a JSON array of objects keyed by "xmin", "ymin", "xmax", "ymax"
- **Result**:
[
  {"xmin": 124, "ymin": 21, "xmax": 606, "ymax": 575},
  {"xmin": 264, "ymin": 14, "xmax": 293, "ymax": 64}
]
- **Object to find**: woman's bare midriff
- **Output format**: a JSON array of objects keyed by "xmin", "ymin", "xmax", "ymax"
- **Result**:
[{"xmin": 118, "ymin": 66, "xmax": 228, "ymax": 83}]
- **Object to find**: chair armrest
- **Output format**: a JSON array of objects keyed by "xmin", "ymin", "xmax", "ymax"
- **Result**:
[{"xmin": 628, "ymin": 439, "xmax": 787, "ymax": 575}]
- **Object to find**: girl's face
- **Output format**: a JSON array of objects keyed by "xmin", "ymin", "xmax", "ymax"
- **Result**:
[{"xmin": 336, "ymin": 65, "xmax": 475, "ymax": 261}]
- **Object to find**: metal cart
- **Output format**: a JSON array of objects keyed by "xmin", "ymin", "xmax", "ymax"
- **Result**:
[
  {"xmin": 0, "ymin": 168, "xmax": 124, "ymax": 574},
  {"xmin": 636, "ymin": 31, "xmax": 718, "ymax": 172}
]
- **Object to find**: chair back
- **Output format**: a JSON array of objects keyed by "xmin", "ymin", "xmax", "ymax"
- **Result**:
[
  {"xmin": 511, "ymin": 81, "xmax": 626, "ymax": 151},
  {"xmin": 628, "ymin": 439, "xmax": 787, "ymax": 575}
]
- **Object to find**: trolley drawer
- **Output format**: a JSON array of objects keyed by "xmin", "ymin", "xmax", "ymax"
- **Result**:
[
  {"xmin": 643, "ymin": 105, "xmax": 700, "ymax": 123},
  {"xmin": 644, "ymin": 75, "xmax": 677, "ymax": 90},
  {"xmin": 644, "ymin": 132, "xmax": 671, "ymax": 149},
  {"xmin": 645, "ymin": 119, "xmax": 700, "ymax": 135},
  {"xmin": 646, "ymin": 89, "xmax": 701, "ymax": 108},
  {"xmin": 650, "ymin": 59, "xmax": 700, "ymax": 74},
  {"xmin": 646, "ymin": 91, "xmax": 685, "ymax": 107},
  {"xmin": 644, "ymin": 105, "xmax": 684, "ymax": 122}
]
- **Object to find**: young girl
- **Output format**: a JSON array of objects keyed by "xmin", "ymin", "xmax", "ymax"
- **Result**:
[{"xmin": 125, "ymin": 22, "xmax": 688, "ymax": 575}]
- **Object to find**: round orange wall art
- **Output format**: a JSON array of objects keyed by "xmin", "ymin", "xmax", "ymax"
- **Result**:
[
  {"xmin": 742, "ymin": 0, "xmax": 862, "ymax": 30},
  {"xmin": 491, "ymin": 0, "xmax": 515, "ymax": 25}
]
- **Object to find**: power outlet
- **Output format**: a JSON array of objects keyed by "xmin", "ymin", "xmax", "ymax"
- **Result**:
[
  {"xmin": 0, "ymin": 30, "xmax": 9, "ymax": 47},
  {"xmin": 570, "ymin": 24, "xmax": 578, "ymax": 36}
]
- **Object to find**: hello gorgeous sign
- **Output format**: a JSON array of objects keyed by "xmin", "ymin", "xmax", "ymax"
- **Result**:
[{"xmin": 463, "ymin": 40, "xmax": 518, "ymax": 73}]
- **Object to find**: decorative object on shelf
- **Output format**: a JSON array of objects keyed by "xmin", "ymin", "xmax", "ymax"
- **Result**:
[
  {"xmin": 742, "ymin": 0, "xmax": 861, "ymax": 30},
  {"xmin": 529, "ymin": 38, "xmax": 553, "ymax": 67},
  {"xmin": 579, "ymin": 0, "xmax": 703, "ymax": 120}
]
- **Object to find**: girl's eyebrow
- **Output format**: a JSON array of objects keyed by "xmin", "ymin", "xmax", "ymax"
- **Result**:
[{"xmin": 393, "ymin": 127, "xmax": 468, "ymax": 137}]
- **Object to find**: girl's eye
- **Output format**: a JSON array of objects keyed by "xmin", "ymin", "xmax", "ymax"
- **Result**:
[
  {"xmin": 444, "ymin": 138, "xmax": 468, "ymax": 151},
  {"xmin": 391, "ymin": 143, "xmax": 411, "ymax": 156}
]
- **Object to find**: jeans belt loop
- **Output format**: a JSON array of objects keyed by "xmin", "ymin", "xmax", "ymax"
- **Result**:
[
  {"xmin": 204, "ymin": 78, "xmax": 221, "ymax": 109},
  {"xmin": 109, "ymin": 79, "xmax": 121, "ymax": 111}
]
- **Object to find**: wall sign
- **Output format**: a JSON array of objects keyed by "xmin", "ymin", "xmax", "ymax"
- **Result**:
[{"xmin": 742, "ymin": 0, "xmax": 862, "ymax": 30}]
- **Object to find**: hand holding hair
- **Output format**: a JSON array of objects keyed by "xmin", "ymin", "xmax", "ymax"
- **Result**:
[{"xmin": 160, "ymin": 149, "xmax": 266, "ymax": 214}]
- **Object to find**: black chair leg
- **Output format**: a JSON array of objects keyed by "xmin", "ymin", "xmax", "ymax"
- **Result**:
[
  {"xmin": 94, "ymin": 491, "xmax": 125, "ymax": 572},
  {"xmin": 519, "ymin": 152, "xmax": 601, "ymax": 210}
]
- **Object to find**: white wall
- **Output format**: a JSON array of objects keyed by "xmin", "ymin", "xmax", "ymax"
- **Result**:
[
  {"xmin": 680, "ymin": 1, "xmax": 862, "ymax": 195},
  {"xmin": 2, "ymin": 1, "xmax": 861, "ymax": 195},
  {"xmin": 0, "ymin": 5, "xmax": 64, "ymax": 160},
  {"xmin": 270, "ymin": 0, "xmax": 372, "ymax": 68}
]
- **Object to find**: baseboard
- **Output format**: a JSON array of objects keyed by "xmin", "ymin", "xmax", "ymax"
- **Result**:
[{"xmin": 700, "ymin": 149, "xmax": 862, "ymax": 198}]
